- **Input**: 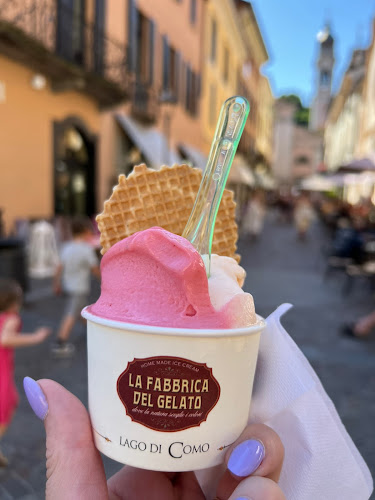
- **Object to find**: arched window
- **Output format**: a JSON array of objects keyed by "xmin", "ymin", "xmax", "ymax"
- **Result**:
[
  {"xmin": 320, "ymin": 70, "xmax": 330, "ymax": 86},
  {"xmin": 295, "ymin": 155, "xmax": 310, "ymax": 165}
]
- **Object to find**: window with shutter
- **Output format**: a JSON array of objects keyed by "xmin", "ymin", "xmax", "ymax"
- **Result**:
[
  {"xmin": 174, "ymin": 51, "xmax": 181, "ymax": 99},
  {"xmin": 56, "ymin": 0, "xmax": 85, "ymax": 65},
  {"xmin": 185, "ymin": 64, "xmax": 192, "ymax": 112},
  {"xmin": 94, "ymin": 0, "xmax": 106, "ymax": 74},
  {"xmin": 191, "ymin": 71, "xmax": 200, "ymax": 116},
  {"xmin": 223, "ymin": 46, "xmax": 229, "ymax": 83},
  {"xmin": 162, "ymin": 38, "xmax": 180, "ymax": 99},
  {"xmin": 127, "ymin": 0, "xmax": 138, "ymax": 73},
  {"xmin": 210, "ymin": 18, "xmax": 217, "ymax": 63},
  {"xmin": 148, "ymin": 19, "xmax": 155, "ymax": 84},
  {"xmin": 136, "ymin": 13, "xmax": 150, "ymax": 82},
  {"xmin": 180, "ymin": 61, "xmax": 186, "ymax": 105},
  {"xmin": 209, "ymin": 83, "xmax": 217, "ymax": 126},
  {"xmin": 162, "ymin": 35, "xmax": 170, "ymax": 91},
  {"xmin": 190, "ymin": 0, "xmax": 197, "ymax": 25}
]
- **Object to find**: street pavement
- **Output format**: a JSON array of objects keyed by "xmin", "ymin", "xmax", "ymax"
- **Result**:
[{"xmin": 1, "ymin": 213, "xmax": 374, "ymax": 498}]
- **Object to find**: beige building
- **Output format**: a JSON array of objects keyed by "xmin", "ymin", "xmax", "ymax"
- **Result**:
[
  {"xmin": 272, "ymin": 24, "xmax": 335, "ymax": 186},
  {"xmin": 324, "ymin": 49, "xmax": 366, "ymax": 170},
  {"xmin": 273, "ymin": 99, "xmax": 321, "ymax": 185}
]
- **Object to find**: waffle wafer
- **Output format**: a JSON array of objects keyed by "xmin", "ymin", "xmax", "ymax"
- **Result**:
[{"xmin": 97, "ymin": 164, "xmax": 239, "ymax": 260}]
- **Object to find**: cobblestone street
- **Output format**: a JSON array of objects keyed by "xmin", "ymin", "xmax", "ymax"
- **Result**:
[{"xmin": 1, "ymin": 215, "xmax": 374, "ymax": 499}]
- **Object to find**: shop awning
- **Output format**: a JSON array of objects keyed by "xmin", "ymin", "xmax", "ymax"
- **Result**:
[
  {"xmin": 301, "ymin": 173, "xmax": 347, "ymax": 191},
  {"xmin": 178, "ymin": 143, "xmax": 207, "ymax": 170},
  {"xmin": 228, "ymin": 154, "xmax": 255, "ymax": 186},
  {"xmin": 300, "ymin": 175, "xmax": 338, "ymax": 191},
  {"xmin": 116, "ymin": 114, "xmax": 183, "ymax": 168},
  {"xmin": 255, "ymin": 171, "xmax": 276, "ymax": 190},
  {"xmin": 340, "ymin": 156, "xmax": 375, "ymax": 172}
]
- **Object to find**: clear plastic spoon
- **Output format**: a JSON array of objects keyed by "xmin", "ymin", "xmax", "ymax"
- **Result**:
[{"xmin": 182, "ymin": 95, "xmax": 250, "ymax": 276}]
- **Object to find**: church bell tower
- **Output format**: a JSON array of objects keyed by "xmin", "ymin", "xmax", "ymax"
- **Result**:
[{"xmin": 309, "ymin": 25, "xmax": 335, "ymax": 131}]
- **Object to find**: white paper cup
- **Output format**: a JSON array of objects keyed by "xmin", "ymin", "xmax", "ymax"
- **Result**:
[{"xmin": 82, "ymin": 307, "xmax": 265, "ymax": 472}]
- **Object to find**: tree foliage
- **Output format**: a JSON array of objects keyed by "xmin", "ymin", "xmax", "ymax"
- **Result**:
[{"xmin": 279, "ymin": 94, "xmax": 310, "ymax": 127}]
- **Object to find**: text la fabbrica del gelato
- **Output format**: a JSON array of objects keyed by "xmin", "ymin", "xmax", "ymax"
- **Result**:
[{"xmin": 128, "ymin": 374, "xmax": 209, "ymax": 410}]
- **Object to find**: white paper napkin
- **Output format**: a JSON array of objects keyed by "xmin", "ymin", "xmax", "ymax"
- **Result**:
[{"xmin": 196, "ymin": 304, "xmax": 373, "ymax": 500}]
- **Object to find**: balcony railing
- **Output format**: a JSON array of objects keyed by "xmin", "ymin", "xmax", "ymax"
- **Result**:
[
  {"xmin": 129, "ymin": 79, "xmax": 159, "ymax": 125},
  {"xmin": 0, "ymin": 0, "xmax": 128, "ymax": 106}
]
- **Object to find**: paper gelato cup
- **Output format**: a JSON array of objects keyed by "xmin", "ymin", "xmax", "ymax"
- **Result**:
[{"xmin": 82, "ymin": 307, "xmax": 265, "ymax": 472}]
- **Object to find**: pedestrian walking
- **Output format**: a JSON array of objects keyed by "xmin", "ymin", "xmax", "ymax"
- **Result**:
[
  {"xmin": 242, "ymin": 191, "xmax": 267, "ymax": 240},
  {"xmin": 294, "ymin": 194, "xmax": 316, "ymax": 240},
  {"xmin": 51, "ymin": 216, "xmax": 100, "ymax": 357},
  {"xmin": 0, "ymin": 278, "xmax": 50, "ymax": 466}
]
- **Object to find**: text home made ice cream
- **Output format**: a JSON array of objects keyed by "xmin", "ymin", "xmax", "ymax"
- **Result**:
[{"xmin": 88, "ymin": 226, "xmax": 256, "ymax": 329}]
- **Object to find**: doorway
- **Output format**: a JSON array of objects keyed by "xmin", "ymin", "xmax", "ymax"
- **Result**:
[{"xmin": 53, "ymin": 117, "xmax": 96, "ymax": 217}]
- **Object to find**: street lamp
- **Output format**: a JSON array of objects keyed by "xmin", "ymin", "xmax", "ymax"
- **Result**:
[{"xmin": 159, "ymin": 90, "xmax": 177, "ymax": 165}]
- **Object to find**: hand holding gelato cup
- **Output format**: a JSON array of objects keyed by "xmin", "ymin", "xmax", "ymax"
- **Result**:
[{"xmin": 82, "ymin": 165, "xmax": 265, "ymax": 471}]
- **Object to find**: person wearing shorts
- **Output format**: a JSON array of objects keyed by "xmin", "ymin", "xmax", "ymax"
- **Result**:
[{"xmin": 52, "ymin": 217, "xmax": 100, "ymax": 357}]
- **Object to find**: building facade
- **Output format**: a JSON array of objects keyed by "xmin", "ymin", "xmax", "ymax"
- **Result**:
[
  {"xmin": 200, "ymin": 0, "xmax": 273, "ymax": 194},
  {"xmin": 98, "ymin": 0, "xmax": 207, "ymax": 205},
  {"xmin": 324, "ymin": 49, "xmax": 366, "ymax": 170},
  {"xmin": 0, "ymin": 0, "xmax": 273, "ymax": 233},
  {"xmin": 235, "ymin": 0, "xmax": 270, "ymax": 167},
  {"xmin": 0, "ymin": 0, "xmax": 128, "ymax": 232},
  {"xmin": 200, "ymin": 0, "xmax": 247, "ymax": 152},
  {"xmin": 358, "ymin": 19, "xmax": 375, "ymax": 157},
  {"xmin": 256, "ymin": 75, "xmax": 273, "ymax": 168},
  {"xmin": 272, "ymin": 99, "xmax": 321, "ymax": 185},
  {"xmin": 0, "ymin": 0, "xmax": 206, "ymax": 232}
]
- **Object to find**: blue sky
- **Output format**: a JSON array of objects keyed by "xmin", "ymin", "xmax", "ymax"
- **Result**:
[{"xmin": 250, "ymin": 0, "xmax": 375, "ymax": 106}]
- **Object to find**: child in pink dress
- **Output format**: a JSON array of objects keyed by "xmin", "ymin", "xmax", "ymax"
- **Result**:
[{"xmin": 0, "ymin": 279, "xmax": 50, "ymax": 466}]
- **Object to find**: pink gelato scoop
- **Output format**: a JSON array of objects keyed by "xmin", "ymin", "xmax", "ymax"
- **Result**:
[{"xmin": 89, "ymin": 227, "xmax": 256, "ymax": 328}]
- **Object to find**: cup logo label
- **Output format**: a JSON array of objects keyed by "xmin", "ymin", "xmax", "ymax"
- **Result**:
[{"xmin": 117, "ymin": 356, "xmax": 221, "ymax": 432}]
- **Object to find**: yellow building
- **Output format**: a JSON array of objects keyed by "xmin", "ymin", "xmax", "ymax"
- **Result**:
[
  {"xmin": 200, "ymin": 0, "xmax": 247, "ymax": 151},
  {"xmin": 257, "ymin": 76, "xmax": 273, "ymax": 168},
  {"xmin": 200, "ymin": 0, "xmax": 273, "ymax": 196},
  {"xmin": 235, "ymin": 1, "xmax": 272, "ymax": 169}
]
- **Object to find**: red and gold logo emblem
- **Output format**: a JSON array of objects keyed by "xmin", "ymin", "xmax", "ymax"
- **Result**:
[{"xmin": 117, "ymin": 356, "xmax": 221, "ymax": 432}]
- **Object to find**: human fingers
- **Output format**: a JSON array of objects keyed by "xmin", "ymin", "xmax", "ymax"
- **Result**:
[
  {"xmin": 24, "ymin": 378, "xmax": 108, "ymax": 500},
  {"xmin": 227, "ymin": 475, "xmax": 286, "ymax": 500},
  {"xmin": 107, "ymin": 465, "xmax": 205, "ymax": 500},
  {"xmin": 216, "ymin": 423, "xmax": 284, "ymax": 500}
]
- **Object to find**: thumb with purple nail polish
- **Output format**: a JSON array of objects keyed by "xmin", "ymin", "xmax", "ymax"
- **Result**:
[
  {"xmin": 228, "ymin": 439, "xmax": 265, "ymax": 477},
  {"xmin": 23, "ymin": 377, "xmax": 49, "ymax": 421}
]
